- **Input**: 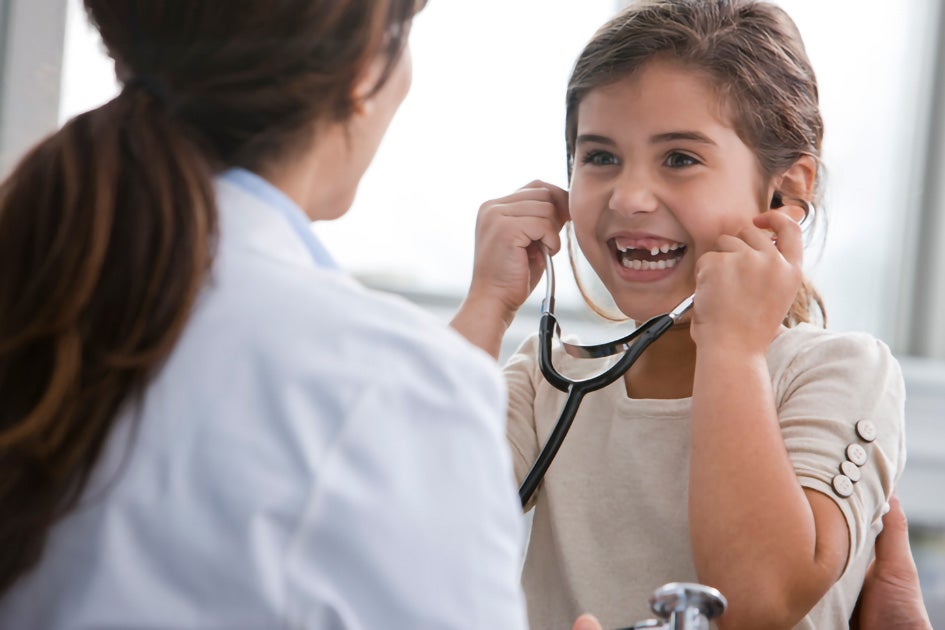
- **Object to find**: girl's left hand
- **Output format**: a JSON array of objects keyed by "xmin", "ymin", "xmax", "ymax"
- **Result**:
[{"xmin": 690, "ymin": 209, "xmax": 804, "ymax": 354}]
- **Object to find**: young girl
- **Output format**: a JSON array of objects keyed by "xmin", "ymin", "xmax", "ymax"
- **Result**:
[{"xmin": 452, "ymin": 1, "xmax": 906, "ymax": 628}]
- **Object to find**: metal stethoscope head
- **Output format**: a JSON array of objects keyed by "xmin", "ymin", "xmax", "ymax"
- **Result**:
[
  {"xmin": 519, "ymin": 199, "xmax": 813, "ymax": 507},
  {"xmin": 621, "ymin": 582, "xmax": 728, "ymax": 630}
]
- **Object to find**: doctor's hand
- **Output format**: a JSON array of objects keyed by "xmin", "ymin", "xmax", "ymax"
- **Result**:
[
  {"xmin": 691, "ymin": 208, "xmax": 804, "ymax": 354},
  {"xmin": 850, "ymin": 495, "xmax": 932, "ymax": 630},
  {"xmin": 451, "ymin": 180, "xmax": 569, "ymax": 359},
  {"xmin": 571, "ymin": 498, "xmax": 934, "ymax": 630},
  {"xmin": 572, "ymin": 613, "xmax": 603, "ymax": 630}
]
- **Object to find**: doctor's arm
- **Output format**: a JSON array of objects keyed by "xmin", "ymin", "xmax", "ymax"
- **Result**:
[
  {"xmin": 283, "ymin": 360, "xmax": 529, "ymax": 628},
  {"xmin": 851, "ymin": 495, "xmax": 933, "ymax": 630},
  {"xmin": 452, "ymin": 181, "xmax": 568, "ymax": 358}
]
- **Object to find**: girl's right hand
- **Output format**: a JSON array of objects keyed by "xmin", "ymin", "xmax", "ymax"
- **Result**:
[
  {"xmin": 468, "ymin": 180, "xmax": 569, "ymax": 321},
  {"xmin": 451, "ymin": 181, "xmax": 569, "ymax": 358}
]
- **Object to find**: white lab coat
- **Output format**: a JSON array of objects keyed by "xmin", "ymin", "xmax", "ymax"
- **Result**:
[{"xmin": 0, "ymin": 170, "xmax": 528, "ymax": 629}]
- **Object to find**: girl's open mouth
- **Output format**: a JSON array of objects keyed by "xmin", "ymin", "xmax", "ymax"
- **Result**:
[{"xmin": 612, "ymin": 238, "xmax": 687, "ymax": 272}]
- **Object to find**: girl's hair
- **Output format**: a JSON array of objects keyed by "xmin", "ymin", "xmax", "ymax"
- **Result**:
[
  {"xmin": 0, "ymin": 0, "xmax": 422, "ymax": 595},
  {"xmin": 564, "ymin": 0, "xmax": 826, "ymax": 326}
]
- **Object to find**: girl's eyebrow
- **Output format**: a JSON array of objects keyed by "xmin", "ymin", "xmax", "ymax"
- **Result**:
[
  {"xmin": 650, "ymin": 131, "xmax": 717, "ymax": 146},
  {"xmin": 575, "ymin": 131, "xmax": 719, "ymax": 146},
  {"xmin": 575, "ymin": 134, "xmax": 616, "ymax": 146}
]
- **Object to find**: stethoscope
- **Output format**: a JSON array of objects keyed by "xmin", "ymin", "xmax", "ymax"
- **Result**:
[{"xmin": 518, "ymin": 195, "xmax": 812, "ymax": 507}]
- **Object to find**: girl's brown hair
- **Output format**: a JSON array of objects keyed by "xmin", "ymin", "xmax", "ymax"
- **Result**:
[
  {"xmin": 564, "ymin": 0, "xmax": 826, "ymax": 326},
  {"xmin": 0, "ymin": 0, "xmax": 421, "ymax": 594}
]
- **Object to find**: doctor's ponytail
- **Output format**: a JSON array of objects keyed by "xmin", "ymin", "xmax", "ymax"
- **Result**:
[
  {"xmin": 0, "ymin": 0, "xmax": 422, "ymax": 595},
  {"xmin": 0, "ymin": 81, "xmax": 218, "ymax": 596}
]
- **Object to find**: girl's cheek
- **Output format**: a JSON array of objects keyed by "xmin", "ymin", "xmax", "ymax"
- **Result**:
[{"xmin": 568, "ymin": 208, "xmax": 597, "ymax": 241}]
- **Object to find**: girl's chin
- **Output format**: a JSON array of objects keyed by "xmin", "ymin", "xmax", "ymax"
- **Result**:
[{"xmin": 614, "ymin": 296, "xmax": 692, "ymax": 322}]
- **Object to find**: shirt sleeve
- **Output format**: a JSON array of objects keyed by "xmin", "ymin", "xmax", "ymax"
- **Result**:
[
  {"xmin": 282, "ymin": 349, "xmax": 529, "ymax": 629},
  {"xmin": 775, "ymin": 331, "xmax": 906, "ymax": 572}
]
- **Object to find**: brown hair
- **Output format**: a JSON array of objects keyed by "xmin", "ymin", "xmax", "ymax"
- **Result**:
[
  {"xmin": 564, "ymin": 0, "xmax": 826, "ymax": 326},
  {"xmin": 0, "ymin": 0, "xmax": 422, "ymax": 594}
]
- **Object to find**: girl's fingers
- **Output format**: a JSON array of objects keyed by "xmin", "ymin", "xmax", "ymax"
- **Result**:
[
  {"xmin": 519, "ymin": 217, "xmax": 562, "ymax": 255},
  {"xmin": 713, "ymin": 233, "xmax": 751, "ymax": 253},
  {"xmin": 518, "ymin": 180, "xmax": 571, "ymax": 222},
  {"xmin": 480, "ymin": 181, "xmax": 569, "ymax": 256},
  {"xmin": 754, "ymin": 209, "xmax": 803, "ymax": 266},
  {"xmin": 483, "ymin": 214, "xmax": 562, "ymax": 255},
  {"xmin": 491, "ymin": 182, "xmax": 569, "ymax": 220},
  {"xmin": 737, "ymin": 223, "xmax": 779, "ymax": 251},
  {"xmin": 492, "ymin": 199, "xmax": 563, "ymax": 221}
]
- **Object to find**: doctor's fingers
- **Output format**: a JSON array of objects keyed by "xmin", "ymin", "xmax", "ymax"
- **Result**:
[
  {"xmin": 571, "ymin": 613, "xmax": 603, "ymax": 630},
  {"xmin": 872, "ymin": 495, "xmax": 921, "ymax": 582}
]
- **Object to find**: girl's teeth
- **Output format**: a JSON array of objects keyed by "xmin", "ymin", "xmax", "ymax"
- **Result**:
[
  {"xmin": 614, "ymin": 241, "xmax": 685, "ymax": 253},
  {"xmin": 621, "ymin": 257, "xmax": 680, "ymax": 271}
]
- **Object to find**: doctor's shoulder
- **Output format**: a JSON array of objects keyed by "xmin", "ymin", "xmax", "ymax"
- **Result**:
[{"xmin": 214, "ymin": 259, "xmax": 508, "ymax": 421}]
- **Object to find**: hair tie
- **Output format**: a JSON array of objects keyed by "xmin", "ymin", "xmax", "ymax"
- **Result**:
[{"xmin": 123, "ymin": 75, "xmax": 173, "ymax": 107}]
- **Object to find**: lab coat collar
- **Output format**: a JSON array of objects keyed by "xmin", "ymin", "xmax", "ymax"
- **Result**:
[{"xmin": 219, "ymin": 168, "xmax": 338, "ymax": 270}]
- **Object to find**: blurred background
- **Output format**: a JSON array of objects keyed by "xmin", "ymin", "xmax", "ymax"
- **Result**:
[{"xmin": 1, "ymin": 0, "xmax": 943, "ymax": 624}]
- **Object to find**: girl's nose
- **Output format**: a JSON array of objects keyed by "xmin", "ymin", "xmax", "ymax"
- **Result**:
[{"xmin": 609, "ymin": 165, "xmax": 659, "ymax": 218}]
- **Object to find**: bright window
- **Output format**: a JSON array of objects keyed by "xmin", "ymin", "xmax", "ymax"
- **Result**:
[{"xmin": 60, "ymin": 0, "xmax": 939, "ymax": 346}]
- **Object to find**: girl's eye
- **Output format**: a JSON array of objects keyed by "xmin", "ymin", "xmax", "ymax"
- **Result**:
[
  {"xmin": 580, "ymin": 150, "xmax": 619, "ymax": 167},
  {"xmin": 664, "ymin": 152, "xmax": 699, "ymax": 168}
]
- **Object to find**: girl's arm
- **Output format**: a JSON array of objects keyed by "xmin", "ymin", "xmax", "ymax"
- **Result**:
[
  {"xmin": 450, "ymin": 181, "xmax": 569, "ymax": 358},
  {"xmin": 688, "ymin": 210, "xmax": 850, "ymax": 629}
]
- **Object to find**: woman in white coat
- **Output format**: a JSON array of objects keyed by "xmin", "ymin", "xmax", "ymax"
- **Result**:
[{"xmin": 0, "ymin": 1, "xmax": 533, "ymax": 627}]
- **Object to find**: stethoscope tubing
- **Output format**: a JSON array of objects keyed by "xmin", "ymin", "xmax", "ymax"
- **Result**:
[
  {"xmin": 518, "ymin": 200, "xmax": 811, "ymax": 507},
  {"xmin": 518, "ymin": 311, "xmax": 675, "ymax": 507}
]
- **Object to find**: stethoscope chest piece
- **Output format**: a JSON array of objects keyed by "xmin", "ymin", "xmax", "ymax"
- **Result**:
[{"xmin": 618, "ymin": 582, "xmax": 728, "ymax": 630}]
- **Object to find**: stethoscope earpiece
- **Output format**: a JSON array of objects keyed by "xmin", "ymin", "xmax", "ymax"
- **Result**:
[{"xmin": 770, "ymin": 190, "xmax": 813, "ymax": 230}]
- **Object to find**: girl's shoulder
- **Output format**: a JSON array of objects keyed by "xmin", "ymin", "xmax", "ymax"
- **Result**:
[
  {"xmin": 768, "ymin": 323, "xmax": 902, "ymax": 384},
  {"xmin": 767, "ymin": 324, "xmax": 905, "ymax": 442}
]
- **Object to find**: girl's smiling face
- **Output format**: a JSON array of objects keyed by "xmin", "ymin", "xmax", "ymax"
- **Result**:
[{"xmin": 569, "ymin": 58, "xmax": 772, "ymax": 322}]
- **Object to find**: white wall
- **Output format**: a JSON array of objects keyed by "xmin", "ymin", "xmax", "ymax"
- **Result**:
[{"xmin": 0, "ymin": 0, "xmax": 67, "ymax": 176}]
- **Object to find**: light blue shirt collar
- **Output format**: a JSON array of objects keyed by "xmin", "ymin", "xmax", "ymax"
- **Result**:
[{"xmin": 221, "ymin": 167, "xmax": 338, "ymax": 269}]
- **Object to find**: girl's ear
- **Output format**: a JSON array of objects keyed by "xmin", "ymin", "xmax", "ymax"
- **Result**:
[
  {"xmin": 769, "ymin": 155, "xmax": 817, "ymax": 222},
  {"xmin": 776, "ymin": 155, "xmax": 817, "ymax": 200}
]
